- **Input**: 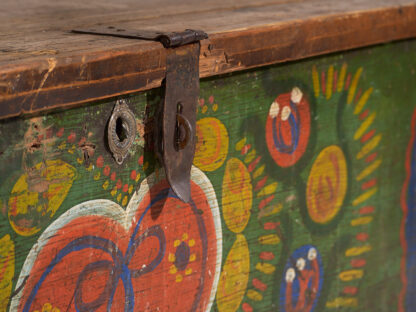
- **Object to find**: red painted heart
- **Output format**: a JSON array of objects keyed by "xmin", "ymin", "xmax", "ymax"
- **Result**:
[{"xmin": 12, "ymin": 167, "xmax": 222, "ymax": 312}]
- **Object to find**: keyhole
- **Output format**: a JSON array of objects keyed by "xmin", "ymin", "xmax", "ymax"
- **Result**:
[{"xmin": 115, "ymin": 117, "xmax": 128, "ymax": 142}]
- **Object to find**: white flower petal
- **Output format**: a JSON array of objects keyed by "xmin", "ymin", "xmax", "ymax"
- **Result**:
[
  {"xmin": 281, "ymin": 106, "xmax": 291, "ymax": 121},
  {"xmin": 269, "ymin": 101, "xmax": 280, "ymax": 118},
  {"xmin": 286, "ymin": 268, "xmax": 296, "ymax": 282},
  {"xmin": 291, "ymin": 87, "xmax": 303, "ymax": 104},
  {"xmin": 308, "ymin": 247, "xmax": 317, "ymax": 260},
  {"xmin": 296, "ymin": 258, "xmax": 306, "ymax": 271}
]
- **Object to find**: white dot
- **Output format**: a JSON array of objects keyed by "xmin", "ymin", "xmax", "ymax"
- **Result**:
[
  {"xmin": 286, "ymin": 268, "xmax": 296, "ymax": 282},
  {"xmin": 308, "ymin": 248, "xmax": 317, "ymax": 260},
  {"xmin": 291, "ymin": 87, "xmax": 303, "ymax": 104},
  {"xmin": 269, "ymin": 101, "xmax": 280, "ymax": 118},
  {"xmin": 281, "ymin": 106, "xmax": 291, "ymax": 121},
  {"xmin": 296, "ymin": 258, "xmax": 306, "ymax": 271}
]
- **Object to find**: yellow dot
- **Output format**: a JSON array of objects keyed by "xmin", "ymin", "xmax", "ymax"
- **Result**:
[
  {"xmin": 170, "ymin": 265, "xmax": 177, "ymax": 274},
  {"xmin": 58, "ymin": 142, "xmax": 66, "ymax": 150},
  {"xmin": 213, "ymin": 103, "xmax": 218, "ymax": 111},
  {"xmin": 42, "ymin": 303, "xmax": 52, "ymax": 312},
  {"xmin": 185, "ymin": 268, "xmax": 193, "ymax": 275},
  {"xmin": 247, "ymin": 289, "xmax": 263, "ymax": 301},
  {"xmin": 86, "ymin": 164, "xmax": 93, "ymax": 171},
  {"xmin": 190, "ymin": 253, "xmax": 196, "ymax": 262},
  {"xmin": 77, "ymin": 157, "xmax": 83, "ymax": 164},
  {"xmin": 135, "ymin": 172, "xmax": 141, "ymax": 183},
  {"xmin": 122, "ymin": 196, "xmax": 128, "ymax": 206},
  {"xmin": 182, "ymin": 233, "xmax": 188, "ymax": 241},
  {"xmin": 174, "ymin": 240, "xmax": 181, "ymax": 247},
  {"xmin": 168, "ymin": 253, "xmax": 176, "ymax": 262},
  {"xmin": 202, "ymin": 105, "xmax": 208, "ymax": 114},
  {"xmin": 110, "ymin": 186, "xmax": 117, "ymax": 196},
  {"xmin": 52, "ymin": 308, "xmax": 60, "ymax": 312},
  {"xmin": 188, "ymin": 239, "xmax": 195, "ymax": 247},
  {"xmin": 128, "ymin": 185, "xmax": 134, "ymax": 194},
  {"xmin": 102, "ymin": 180, "xmax": 109, "ymax": 190},
  {"xmin": 235, "ymin": 137, "xmax": 247, "ymax": 151},
  {"xmin": 117, "ymin": 193, "xmax": 122, "ymax": 202},
  {"xmin": 176, "ymin": 274, "xmax": 183, "ymax": 283},
  {"xmin": 94, "ymin": 171, "xmax": 101, "ymax": 180},
  {"xmin": 68, "ymin": 148, "xmax": 74, "ymax": 154}
]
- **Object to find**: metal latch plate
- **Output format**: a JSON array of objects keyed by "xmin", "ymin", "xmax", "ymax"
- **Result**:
[
  {"xmin": 72, "ymin": 27, "xmax": 206, "ymax": 202},
  {"xmin": 159, "ymin": 43, "xmax": 200, "ymax": 202}
]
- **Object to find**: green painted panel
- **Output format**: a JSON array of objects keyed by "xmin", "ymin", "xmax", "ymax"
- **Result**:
[{"xmin": 1, "ymin": 39, "xmax": 416, "ymax": 312}]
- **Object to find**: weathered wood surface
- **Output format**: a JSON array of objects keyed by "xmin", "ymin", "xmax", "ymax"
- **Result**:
[
  {"xmin": 0, "ymin": 39, "xmax": 416, "ymax": 311},
  {"xmin": 1, "ymin": 0, "xmax": 416, "ymax": 119}
]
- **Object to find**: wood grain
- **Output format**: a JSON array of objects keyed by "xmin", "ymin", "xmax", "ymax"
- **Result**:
[
  {"xmin": 1, "ymin": 40, "xmax": 416, "ymax": 311},
  {"xmin": 0, "ymin": 0, "xmax": 416, "ymax": 119}
]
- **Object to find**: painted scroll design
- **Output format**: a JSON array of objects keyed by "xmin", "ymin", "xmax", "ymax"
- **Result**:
[
  {"xmin": 10, "ymin": 167, "xmax": 222, "ymax": 312},
  {"xmin": 311, "ymin": 65, "xmax": 381, "ymax": 308},
  {"xmin": 195, "ymin": 97, "xmax": 253, "ymax": 312},
  {"xmin": 195, "ymin": 63, "xmax": 382, "ymax": 311},
  {"xmin": 197, "ymin": 94, "xmax": 296, "ymax": 312},
  {"xmin": 243, "ymin": 63, "xmax": 380, "ymax": 311}
]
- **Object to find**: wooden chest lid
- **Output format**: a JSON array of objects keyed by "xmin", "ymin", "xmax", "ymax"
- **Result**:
[{"xmin": 1, "ymin": 0, "xmax": 416, "ymax": 119}]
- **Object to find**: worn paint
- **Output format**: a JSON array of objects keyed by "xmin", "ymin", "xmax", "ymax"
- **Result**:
[
  {"xmin": 216, "ymin": 234, "xmax": 250, "ymax": 312},
  {"xmin": 8, "ymin": 160, "xmax": 76, "ymax": 236},
  {"xmin": 0, "ymin": 235, "xmax": 14, "ymax": 312},
  {"xmin": 306, "ymin": 145, "xmax": 347, "ymax": 224},
  {"xmin": 0, "ymin": 40, "xmax": 416, "ymax": 311},
  {"xmin": 222, "ymin": 158, "xmax": 252, "ymax": 234}
]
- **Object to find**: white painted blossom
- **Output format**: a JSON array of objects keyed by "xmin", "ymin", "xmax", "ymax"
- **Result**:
[
  {"xmin": 296, "ymin": 257, "xmax": 306, "ymax": 271},
  {"xmin": 308, "ymin": 247, "xmax": 317, "ymax": 260},
  {"xmin": 286, "ymin": 268, "xmax": 296, "ymax": 283},
  {"xmin": 291, "ymin": 87, "xmax": 303, "ymax": 104},
  {"xmin": 281, "ymin": 106, "xmax": 291, "ymax": 121},
  {"xmin": 269, "ymin": 101, "xmax": 280, "ymax": 118}
]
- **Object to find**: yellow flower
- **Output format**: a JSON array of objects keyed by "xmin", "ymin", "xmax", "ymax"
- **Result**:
[{"xmin": 168, "ymin": 232, "xmax": 197, "ymax": 283}]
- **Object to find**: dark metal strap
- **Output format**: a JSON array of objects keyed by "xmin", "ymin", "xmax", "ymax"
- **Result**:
[
  {"xmin": 160, "ymin": 44, "xmax": 200, "ymax": 202},
  {"xmin": 72, "ymin": 27, "xmax": 207, "ymax": 48}
]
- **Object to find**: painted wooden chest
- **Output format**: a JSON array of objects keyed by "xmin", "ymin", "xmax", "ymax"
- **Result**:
[{"xmin": 1, "ymin": 1, "xmax": 416, "ymax": 311}]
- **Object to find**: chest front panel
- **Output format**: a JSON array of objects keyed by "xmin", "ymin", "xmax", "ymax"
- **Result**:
[{"xmin": 1, "ymin": 40, "xmax": 416, "ymax": 312}]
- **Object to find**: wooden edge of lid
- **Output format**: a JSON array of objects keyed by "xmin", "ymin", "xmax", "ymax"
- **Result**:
[{"xmin": 0, "ymin": 3, "xmax": 416, "ymax": 119}]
